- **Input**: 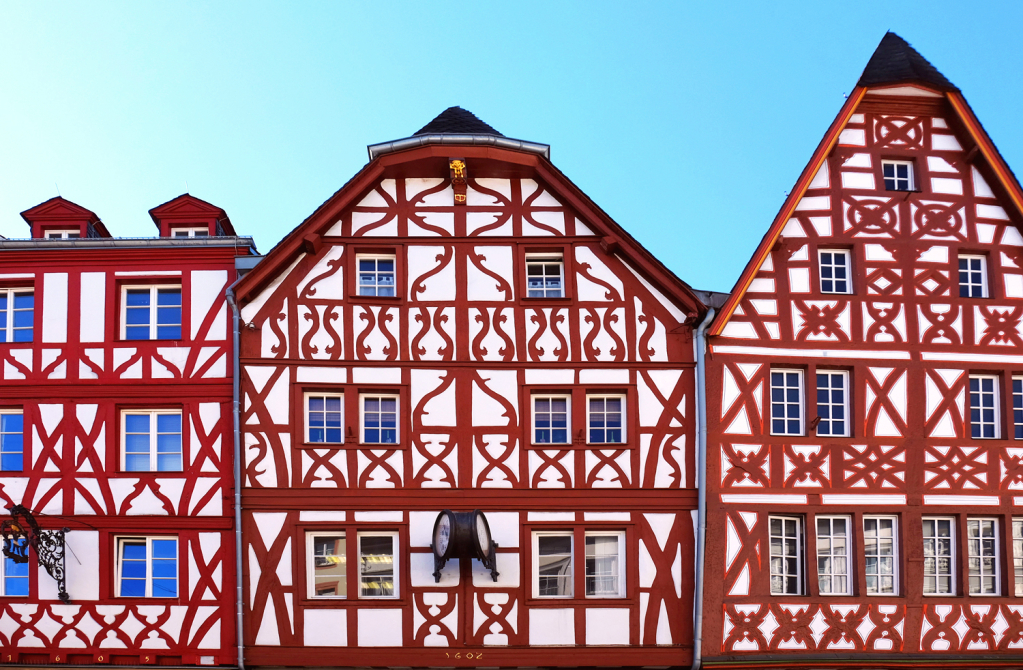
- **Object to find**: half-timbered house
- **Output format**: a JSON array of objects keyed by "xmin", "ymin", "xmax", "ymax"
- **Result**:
[
  {"xmin": 233, "ymin": 108, "xmax": 707, "ymax": 667},
  {"xmin": 0, "ymin": 195, "xmax": 255, "ymax": 665},
  {"xmin": 702, "ymin": 33, "xmax": 1023, "ymax": 667}
]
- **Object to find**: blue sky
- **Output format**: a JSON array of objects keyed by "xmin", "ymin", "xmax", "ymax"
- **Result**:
[{"xmin": 2, "ymin": 2, "xmax": 1022, "ymax": 292}]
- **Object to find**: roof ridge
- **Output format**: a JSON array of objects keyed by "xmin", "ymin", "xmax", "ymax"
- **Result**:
[
  {"xmin": 857, "ymin": 31, "xmax": 957, "ymax": 91},
  {"xmin": 414, "ymin": 106, "xmax": 503, "ymax": 137}
]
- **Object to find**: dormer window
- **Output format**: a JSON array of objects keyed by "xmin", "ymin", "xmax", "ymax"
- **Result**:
[
  {"xmin": 882, "ymin": 160, "xmax": 914, "ymax": 191},
  {"xmin": 171, "ymin": 227, "xmax": 210, "ymax": 238},
  {"xmin": 44, "ymin": 230, "xmax": 81, "ymax": 239}
]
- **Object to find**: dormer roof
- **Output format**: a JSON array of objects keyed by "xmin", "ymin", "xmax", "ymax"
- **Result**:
[
  {"xmin": 20, "ymin": 196, "xmax": 111, "ymax": 238},
  {"xmin": 149, "ymin": 194, "xmax": 236, "ymax": 236}
]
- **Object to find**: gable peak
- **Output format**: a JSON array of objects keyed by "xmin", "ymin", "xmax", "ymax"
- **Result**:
[
  {"xmin": 857, "ymin": 32, "xmax": 957, "ymax": 92},
  {"xmin": 414, "ymin": 107, "xmax": 503, "ymax": 137}
]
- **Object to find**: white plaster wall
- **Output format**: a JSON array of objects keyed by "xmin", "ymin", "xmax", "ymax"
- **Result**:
[
  {"xmin": 303, "ymin": 608, "xmax": 347, "ymax": 646},
  {"xmin": 585, "ymin": 608, "xmax": 630, "ymax": 645},
  {"xmin": 529, "ymin": 608, "xmax": 575, "ymax": 645},
  {"xmin": 357, "ymin": 608, "xmax": 403, "ymax": 646},
  {"xmin": 79, "ymin": 272, "xmax": 106, "ymax": 343},
  {"xmin": 42, "ymin": 273, "xmax": 68, "ymax": 343}
]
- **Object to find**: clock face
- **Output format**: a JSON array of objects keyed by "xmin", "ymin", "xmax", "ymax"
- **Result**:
[
  {"xmin": 434, "ymin": 513, "xmax": 452, "ymax": 556},
  {"xmin": 474, "ymin": 513, "xmax": 491, "ymax": 558}
]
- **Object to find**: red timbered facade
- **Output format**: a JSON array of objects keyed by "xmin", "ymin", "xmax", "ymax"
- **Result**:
[
  {"xmin": 0, "ymin": 195, "xmax": 254, "ymax": 666},
  {"xmin": 233, "ymin": 108, "xmax": 706, "ymax": 667},
  {"xmin": 702, "ymin": 34, "xmax": 1023, "ymax": 667}
]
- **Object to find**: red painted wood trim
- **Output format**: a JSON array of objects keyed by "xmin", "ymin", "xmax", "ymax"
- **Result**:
[
  {"xmin": 947, "ymin": 91, "xmax": 1023, "ymax": 219},
  {"xmin": 708, "ymin": 87, "xmax": 867, "ymax": 337}
]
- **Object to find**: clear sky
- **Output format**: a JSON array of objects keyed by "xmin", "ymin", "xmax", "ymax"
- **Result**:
[{"xmin": 2, "ymin": 2, "xmax": 1022, "ymax": 292}]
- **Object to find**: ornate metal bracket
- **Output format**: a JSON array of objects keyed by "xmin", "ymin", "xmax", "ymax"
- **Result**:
[{"xmin": 1, "ymin": 505, "xmax": 70, "ymax": 603}]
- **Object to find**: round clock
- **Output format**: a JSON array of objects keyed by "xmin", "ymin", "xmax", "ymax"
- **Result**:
[
  {"xmin": 432, "ymin": 510, "xmax": 454, "ymax": 559},
  {"xmin": 471, "ymin": 510, "xmax": 493, "ymax": 560}
]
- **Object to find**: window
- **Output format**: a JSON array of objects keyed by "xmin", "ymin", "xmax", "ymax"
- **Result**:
[
  {"xmin": 532, "ymin": 394, "xmax": 570, "ymax": 444},
  {"xmin": 769, "ymin": 516, "xmax": 802, "ymax": 595},
  {"xmin": 307, "ymin": 533, "xmax": 346, "ymax": 598},
  {"xmin": 818, "ymin": 250, "xmax": 851, "ymax": 294},
  {"xmin": 816, "ymin": 371, "xmax": 849, "ymax": 437},
  {"xmin": 770, "ymin": 370, "xmax": 804, "ymax": 436},
  {"xmin": 0, "ymin": 289, "xmax": 34, "ymax": 343},
  {"xmin": 1014, "ymin": 378, "xmax": 1023, "ymax": 440},
  {"xmin": 122, "ymin": 410, "xmax": 182, "ymax": 472},
  {"xmin": 0, "ymin": 411, "xmax": 23, "ymax": 471},
  {"xmin": 306, "ymin": 393, "xmax": 343, "ymax": 444},
  {"xmin": 882, "ymin": 160, "xmax": 914, "ymax": 191},
  {"xmin": 922, "ymin": 517, "xmax": 954, "ymax": 595},
  {"xmin": 535, "ymin": 532, "xmax": 572, "ymax": 597},
  {"xmin": 116, "ymin": 537, "xmax": 177, "ymax": 598},
  {"xmin": 585, "ymin": 532, "xmax": 625, "ymax": 597},
  {"xmin": 171, "ymin": 227, "xmax": 210, "ymax": 238},
  {"xmin": 525, "ymin": 254, "xmax": 564, "ymax": 298},
  {"xmin": 357, "ymin": 255, "xmax": 396, "ymax": 297},
  {"xmin": 969, "ymin": 374, "xmax": 998, "ymax": 439},
  {"xmin": 358, "ymin": 533, "xmax": 397, "ymax": 598},
  {"xmin": 1, "ymin": 539, "xmax": 28, "ymax": 596},
  {"xmin": 1013, "ymin": 519, "xmax": 1023, "ymax": 597},
  {"xmin": 586, "ymin": 395, "xmax": 624, "ymax": 444},
  {"xmin": 360, "ymin": 395, "xmax": 398, "ymax": 444},
  {"xmin": 967, "ymin": 518, "xmax": 999, "ymax": 595},
  {"xmin": 122, "ymin": 286, "xmax": 182, "ymax": 340},
  {"xmin": 43, "ymin": 230, "xmax": 80, "ymax": 239},
  {"xmin": 864, "ymin": 516, "xmax": 898, "ymax": 595},
  {"xmin": 815, "ymin": 516, "xmax": 850, "ymax": 595},
  {"xmin": 959, "ymin": 255, "xmax": 988, "ymax": 298}
]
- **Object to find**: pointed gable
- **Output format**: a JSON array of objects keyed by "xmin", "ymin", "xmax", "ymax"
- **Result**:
[
  {"xmin": 149, "ymin": 194, "xmax": 236, "ymax": 237},
  {"xmin": 20, "ymin": 196, "xmax": 109, "ymax": 238},
  {"xmin": 710, "ymin": 33, "xmax": 1023, "ymax": 336},
  {"xmin": 414, "ymin": 107, "xmax": 503, "ymax": 136}
]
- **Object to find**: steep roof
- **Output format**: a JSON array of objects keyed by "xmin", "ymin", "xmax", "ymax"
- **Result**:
[
  {"xmin": 708, "ymin": 34, "xmax": 1023, "ymax": 337},
  {"xmin": 414, "ymin": 107, "xmax": 503, "ymax": 136},
  {"xmin": 857, "ymin": 32, "xmax": 957, "ymax": 91}
]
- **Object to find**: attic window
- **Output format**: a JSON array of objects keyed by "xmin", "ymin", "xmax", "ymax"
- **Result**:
[
  {"xmin": 526, "ymin": 254, "xmax": 565, "ymax": 298},
  {"xmin": 44, "ymin": 230, "xmax": 81, "ymax": 239},
  {"xmin": 171, "ymin": 227, "xmax": 210, "ymax": 238},
  {"xmin": 882, "ymin": 160, "xmax": 914, "ymax": 191}
]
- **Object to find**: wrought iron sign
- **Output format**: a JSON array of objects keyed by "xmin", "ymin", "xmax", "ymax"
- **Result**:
[
  {"xmin": 431, "ymin": 509, "xmax": 499, "ymax": 583},
  {"xmin": 1, "ymin": 505, "xmax": 70, "ymax": 603}
]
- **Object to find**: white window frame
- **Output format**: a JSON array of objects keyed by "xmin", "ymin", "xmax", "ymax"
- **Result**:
[
  {"xmin": 815, "ymin": 370, "xmax": 850, "ymax": 438},
  {"xmin": 525, "ymin": 253, "xmax": 565, "ymax": 298},
  {"xmin": 306, "ymin": 531, "xmax": 346, "ymax": 599},
  {"xmin": 170, "ymin": 227, "xmax": 210, "ymax": 238},
  {"xmin": 0, "ymin": 409, "xmax": 24, "ymax": 472},
  {"xmin": 357, "ymin": 531, "xmax": 398, "ymax": 599},
  {"xmin": 769, "ymin": 515, "xmax": 803, "ymax": 596},
  {"xmin": 531, "ymin": 394, "xmax": 572, "ymax": 445},
  {"xmin": 114, "ymin": 536, "xmax": 178, "ymax": 598},
  {"xmin": 305, "ymin": 392, "xmax": 344, "ymax": 444},
  {"xmin": 863, "ymin": 515, "xmax": 899, "ymax": 596},
  {"xmin": 585, "ymin": 394, "xmax": 625, "ymax": 445},
  {"xmin": 583, "ymin": 530, "xmax": 626, "ymax": 598},
  {"xmin": 0, "ymin": 288, "xmax": 34, "ymax": 343},
  {"xmin": 770, "ymin": 369, "xmax": 805, "ymax": 437},
  {"xmin": 532, "ymin": 530, "xmax": 574, "ymax": 599},
  {"xmin": 0, "ymin": 537, "xmax": 28, "ymax": 597},
  {"xmin": 969, "ymin": 374, "xmax": 999, "ymax": 440},
  {"xmin": 120, "ymin": 409, "xmax": 183, "ymax": 472},
  {"xmin": 922, "ymin": 516, "xmax": 955, "ymax": 596},
  {"xmin": 958, "ymin": 254, "xmax": 989, "ymax": 299},
  {"xmin": 815, "ymin": 515, "xmax": 851, "ymax": 596},
  {"xmin": 1013, "ymin": 518, "xmax": 1023, "ymax": 597},
  {"xmin": 43, "ymin": 229, "xmax": 81, "ymax": 239},
  {"xmin": 359, "ymin": 393, "xmax": 399, "ymax": 445},
  {"xmin": 818, "ymin": 249, "xmax": 852, "ymax": 295},
  {"xmin": 967, "ymin": 517, "xmax": 1000, "ymax": 596},
  {"xmin": 355, "ymin": 254, "xmax": 397, "ymax": 297},
  {"xmin": 881, "ymin": 159, "xmax": 915, "ymax": 191},
  {"xmin": 119, "ymin": 285, "xmax": 183, "ymax": 340}
]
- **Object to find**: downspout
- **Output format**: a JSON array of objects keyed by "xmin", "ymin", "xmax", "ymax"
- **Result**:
[
  {"xmin": 225, "ymin": 282, "xmax": 245, "ymax": 670},
  {"xmin": 691, "ymin": 307, "xmax": 714, "ymax": 670}
]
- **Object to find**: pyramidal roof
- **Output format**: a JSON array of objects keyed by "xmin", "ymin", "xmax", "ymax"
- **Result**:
[
  {"xmin": 857, "ymin": 32, "xmax": 957, "ymax": 91},
  {"xmin": 414, "ymin": 107, "xmax": 503, "ymax": 136}
]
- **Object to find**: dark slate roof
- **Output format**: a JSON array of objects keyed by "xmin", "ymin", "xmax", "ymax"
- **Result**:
[
  {"xmin": 414, "ymin": 107, "xmax": 503, "ymax": 136},
  {"xmin": 857, "ymin": 32, "xmax": 957, "ymax": 91}
]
